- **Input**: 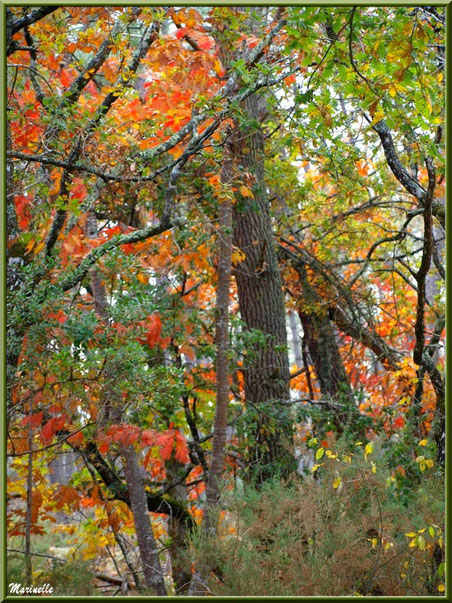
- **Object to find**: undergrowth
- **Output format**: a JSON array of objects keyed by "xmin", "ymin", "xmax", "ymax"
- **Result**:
[{"xmin": 189, "ymin": 439, "xmax": 445, "ymax": 596}]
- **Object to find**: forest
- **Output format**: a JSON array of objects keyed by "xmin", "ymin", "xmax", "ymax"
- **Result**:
[{"xmin": 6, "ymin": 5, "xmax": 446, "ymax": 598}]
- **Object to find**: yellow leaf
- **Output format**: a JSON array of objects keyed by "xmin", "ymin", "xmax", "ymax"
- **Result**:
[
  {"xmin": 370, "ymin": 108, "xmax": 385, "ymax": 126},
  {"xmin": 315, "ymin": 447, "xmax": 325, "ymax": 460},
  {"xmin": 409, "ymin": 537, "xmax": 418, "ymax": 548},
  {"xmin": 419, "ymin": 439, "xmax": 428, "ymax": 447},
  {"xmin": 239, "ymin": 185, "xmax": 254, "ymax": 198},
  {"xmin": 405, "ymin": 532, "xmax": 417, "ymax": 537},
  {"xmin": 25, "ymin": 238, "xmax": 36, "ymax": 252},
  {"xmin": 364, "ymin": 442, "xmax": 373, "ymax": 460},
  {"xmin": 213, "ymin": 58, "xmax": 225, "ymax": 77},
  {"xmin": 371, "ymin": 462, "xmax": 376, "ymax": 474},
  {"xmin": 333, "ymin": 475, "xmax": 342, "ymax": 489},
  {"xmin": 231, "ymin": 248, "xmax": 246, "ymax": 266}
]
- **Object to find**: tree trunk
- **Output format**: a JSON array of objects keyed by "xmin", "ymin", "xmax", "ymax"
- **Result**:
[
  {"xmin": 233, "ymin": 93, "xmax": 295, "ymax": 482},
  {"xmin": 121, "ymin": 445, "xmax": 167, "ymax": 596},
  {"xmin": 296, "ymin": 262, "xmax": 351, "ymax": 401},
  {"xmin": 204, "ymin": 134, "xmax": 234, "ymax": 533},
  {"xmin": 24, "ymin": 420, "xmax": 33, "ymax": 585}
]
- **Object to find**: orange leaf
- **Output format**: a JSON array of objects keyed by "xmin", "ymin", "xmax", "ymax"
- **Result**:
[
  {"xmin": 67, "ymin": 430, "xmax": 85, "ymax": 446},
  {"xmin": 239, "ymin": 185, "xmax": 254, "ymax": 198},
  {"xmin": 31, "ymin": 490, "xmax": 43, "ymax": 523}
]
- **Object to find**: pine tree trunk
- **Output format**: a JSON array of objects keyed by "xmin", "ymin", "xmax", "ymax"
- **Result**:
[{"xmin": 233, "ymin": 93, "xmax": 295, "ymax": 482}]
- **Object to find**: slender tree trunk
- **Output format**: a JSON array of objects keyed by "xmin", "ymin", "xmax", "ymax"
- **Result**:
[
  {"xmin": 165, "ymin": 459, "xmax": 191, "ymax": 595},
  {"xmin": 85, "ymin": 208, "xmax": 167, "ymax": 595},
  {"xmin": 121, "ymin": 445, "xmax": 167, "ymax": 596},
  {"xmin": 24, "ymin": 420, "xmax": 33, "ymax": 585},
  {"xmin": 204, "ymin": 135, "xmax": 234, "ymax": 533},
  {"xmin": 233, "ymin": 93, "xmax": 295, "ymax": 481}
]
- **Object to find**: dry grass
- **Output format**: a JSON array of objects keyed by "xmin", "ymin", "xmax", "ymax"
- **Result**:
[{"xmin": 190, "ymin": 454, "xmax": 445, "ymax": 596}]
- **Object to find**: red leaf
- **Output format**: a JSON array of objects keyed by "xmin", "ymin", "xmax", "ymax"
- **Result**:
[
  {"xmin": 53, "ymin": 415, "xmax": 66, "ymax": 431},
  {"xmin": 196, "ymin": 36, "xmax": 214, "ymax": 51},
  {"xmin": 174, "ymin": 431, "xmax": 190, "ymax": 464},
  {"xmin": 59, "ymin": 69, "xmax": 72, "ymax": 88},
  {"xmin": 14, "ymin": 195, "xmax": 32, "ymax": 229},
  {"xmin": 40, "ymin": 415, "xmax": 66, "ymax": 443},
  {"xmin": 175, "ymin": 27, "xmax": 189, "ymax": 40},
  {"xmin": 156, "ymin": 432, "xmax": 175, "ymax": 461},
  {"xmin": 393, "ymin": 416, "xmax": 405, "ymax": 429},
  {"xmin": 107, "ymin": 424, "xmax": 140, "ymax": 446},
  {"xmin": 71, "ymin": 178, "xmax": 87, "ymax": 201},
  {"xmin": 98, "ymin": 441, "xmax": 110, "ymax": 454},
  {"xmin": 41, "ymin": 420, "xmax": 55, "ymax": 443},
  {"xmin": 141, "ymin": 429, "xmax": 156, "ymax": 447},
  {"xmin": 22, "ymin": 412, "xmax": 43, "ymax": 429},
  {"xmin": 48, "ymin": 404, "xmax": 63, "ymax": 415},
  {"xmin": 48, "ymin": 309, "xmax": 67, "ymax": 324}
]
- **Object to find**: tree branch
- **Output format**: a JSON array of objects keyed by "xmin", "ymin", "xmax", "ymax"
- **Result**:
[{"xmin": 413, "ymin": 157, "xmax": 435, "ymax": 365}]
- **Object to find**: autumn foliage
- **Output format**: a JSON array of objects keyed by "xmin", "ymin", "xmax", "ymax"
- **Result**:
[{"xmin": 6, "ymin": 5, "xmax": 445, "ymax": 597}]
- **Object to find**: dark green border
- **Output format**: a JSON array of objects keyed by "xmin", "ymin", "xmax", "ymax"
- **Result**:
[{"xmin": 1, "ymin": 1, "xmax": 450, "ymax": 601}]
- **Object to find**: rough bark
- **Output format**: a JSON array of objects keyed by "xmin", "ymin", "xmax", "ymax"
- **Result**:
[
  {"xmin": 233, "ymin": 93, "xmax": 295, "ymax": 481},
  {"xmin": 295, "ymin": 262, "xmax": 351, "ymax": 412}
]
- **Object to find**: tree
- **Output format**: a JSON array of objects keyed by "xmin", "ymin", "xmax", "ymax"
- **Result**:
[{"xmin": 6, "ymin": 6, "xmax": 444, "ymax": 596}]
